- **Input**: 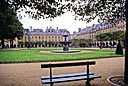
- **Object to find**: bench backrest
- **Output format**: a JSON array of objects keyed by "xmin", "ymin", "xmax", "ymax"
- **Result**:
[
  {"xmin": 41, "ymin": 61, "xmax": 96, "ymax": 85},
  {"xmin": 41, "ymin": 61, "xmax": 95, "ymax": 68}
]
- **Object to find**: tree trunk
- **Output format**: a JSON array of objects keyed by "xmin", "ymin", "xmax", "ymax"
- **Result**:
[
  {"xmin": 1, "ymin": 38, "xmax": 5, "ymax": 49},
  {"xmin": 12, "ymin": 39, "xmax": 13, "ymax": 48},
  {"xmin": 124, "ymin": 1, "xmax": 128, "ymax": 84},
  {"xmin": 124, "ymin": 27, "xmax": 128, "ymax": 84},
  {"xmin": 10, "ymin": 39, "xmax": 13, "ymax": 48}
]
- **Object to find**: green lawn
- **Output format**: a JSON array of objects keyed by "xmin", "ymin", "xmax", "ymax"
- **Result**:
[{"xmin": 0, "ymin": 48, "xmax": 124, "ymax": 63}]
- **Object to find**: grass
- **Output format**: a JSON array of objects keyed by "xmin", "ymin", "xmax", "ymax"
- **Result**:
[{"xmin": 0, "ymin": 47, "xmax": 124, "ymax": 63}]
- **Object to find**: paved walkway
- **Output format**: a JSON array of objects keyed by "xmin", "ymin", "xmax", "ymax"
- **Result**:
[{"xmin": 0, "ymin": 57, "xmax": 124, "ymax": 86}]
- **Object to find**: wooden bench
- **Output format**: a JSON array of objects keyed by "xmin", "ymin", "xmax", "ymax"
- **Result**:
[{"xmin": 41, "ymin": 61, "xmax": 101, "ymax": 86}]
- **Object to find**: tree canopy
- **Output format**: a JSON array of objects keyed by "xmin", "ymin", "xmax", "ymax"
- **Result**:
[
  {"xmin": 95, "ymin": 30, "xmax": 125, "ymax": 41},
  {"xmin": 0, "ymin": 1, "xmax": 23, "ymax": 48},
  {"xmin": 4, "ymin": 0, "xmax": 125, "ymax": 22}
]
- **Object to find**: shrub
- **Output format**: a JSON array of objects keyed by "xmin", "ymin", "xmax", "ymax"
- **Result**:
[{"xmin": 115, "ymin": 41, "xmax": 123, "ymax": 55}]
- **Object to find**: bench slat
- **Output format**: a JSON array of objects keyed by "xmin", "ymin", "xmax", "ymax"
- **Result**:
[
  {"xmin": 41, "ymin": 74, "xmax": 101, "ymax": 84},
  {"xmin": 41, "ymin": 72, "xmax": 94, "ymax": 80},
  {"xmin": 41, "ymin": 61, "xmax": 95, "ymax": 68}
]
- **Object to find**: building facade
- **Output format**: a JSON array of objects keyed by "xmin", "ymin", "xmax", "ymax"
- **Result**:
[
  {"xmin": 1, "ymin": 19, "xmax": 125, "ymax": 48},
  {"xmin": 75, "ymin": 19, "xmax": 125, "ymax": 39},
  {"xmin": 19, "ymin": 27, "xmax": 70, "ymax": 47},
  {"xmin": 70, "ymin": 19, "xmax": 126, "ymax": 47}
]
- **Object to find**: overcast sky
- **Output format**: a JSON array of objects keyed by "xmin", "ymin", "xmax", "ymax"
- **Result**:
[{"xmin": 19, "ymin": 12, "xmax": 99, "ymax": 34}]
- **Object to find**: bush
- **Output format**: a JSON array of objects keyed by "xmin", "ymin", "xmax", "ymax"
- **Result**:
[{"xmin": 115, "ymin": 41, "xmax": 123, "ymax": 55}]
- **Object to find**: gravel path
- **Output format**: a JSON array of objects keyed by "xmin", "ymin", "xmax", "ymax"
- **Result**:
[{"xmin": 0, "ymin": 57, "xmax": 124, "ymax": 86}]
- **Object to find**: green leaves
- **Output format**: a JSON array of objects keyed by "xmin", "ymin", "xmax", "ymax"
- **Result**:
[
  {"xmin": 5, "ymin": 0, "xmax": 125, "ymax": 21},
  {"xmin": 0, "ymin": 3, "xmax": 23, "ymax": 48},
  {"xmin": 95, "ymin": 30, "xmax": 125, "ymax": 41}
]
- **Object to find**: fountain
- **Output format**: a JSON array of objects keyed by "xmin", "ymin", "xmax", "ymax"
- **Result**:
[
  {"xmin": 59, "ymin": 33, "xmax": 71, "ymax": 51},
  {"xmin": 51, "ymin": 32, "xmax": 81, "ymax": 53}
]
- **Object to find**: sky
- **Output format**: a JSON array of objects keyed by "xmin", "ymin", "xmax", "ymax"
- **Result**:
[{"xmin": 19, "ymin": 12, "xmax": 99, "ymax": 34}]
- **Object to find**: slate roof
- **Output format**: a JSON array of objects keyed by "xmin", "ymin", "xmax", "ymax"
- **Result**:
[
  {"xmin": 24, "ymin": 27, "xmax": 70, "ymax": 35},
  {"xmin": 77, "ymin": 20, "xmax": 116, "ymax": 34}
]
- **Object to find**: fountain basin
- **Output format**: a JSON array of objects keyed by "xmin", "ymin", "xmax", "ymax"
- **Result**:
[{"xmin": 51, "ymin": 50, "xmax": 81, "ymax": 53}]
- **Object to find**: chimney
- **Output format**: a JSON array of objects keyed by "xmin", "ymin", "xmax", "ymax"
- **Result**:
[
  {"xmin": 56, "ymin": 27, "xmax": 58, "ymax": 30},
  {"xmin": 78, "ymin": 28, "xmax": 81, "ymax": 32},
  {"xmin": 73, "ymin": 31, "xmax": 76, "ymax": 34},
  {"xmin": 30, "ymin": 26, "xmax": 32, "ymax": 32},
  {"xmin": 46, "ymin": 26, "xmax": 48, "ymax": 29},
  {"xmin": 56, "ymin": 27, "xmax": 59, "ymax": 33}
]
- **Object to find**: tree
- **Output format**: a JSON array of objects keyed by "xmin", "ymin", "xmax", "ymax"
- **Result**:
[
  {"xmin": 4, "ymin": 0, "xmax": 125, "ymax": 22},
  {"xmin": 71, "ymin": 38, "xmax": 93, "ymax": 47},
  {"xmin": 0, "ymin": 1, "xmax": 9, "ymax": 48},
  {"xmin": 0, "ymin": 1, "xmax": 23, "ymax": 48},
  {"xmin": 95, "ymin": 30, "xmax": 125, "ymax": 42},
  {"xmin": 124, "ymin": 1, "xmax": 128, "ymax": 84},
  {"xmin": 7, "ymin": 9, "xmax": 24, "ymax": 48},
  {"xmin": 115, "ymin": 41, "xmax": 123, "ymax": 55},
  {"xmin": 71, "ymin": 39, "xmax": 79, "ymax": 46}
]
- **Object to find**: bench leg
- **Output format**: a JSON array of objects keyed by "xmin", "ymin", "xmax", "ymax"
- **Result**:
[
  {"xmin": 86, "ymin": 80, "xmax": 91, "ymax": 86},
  {"xmin": 50, "ymin": 83, "xmax": 53, "ymax": 86}
]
